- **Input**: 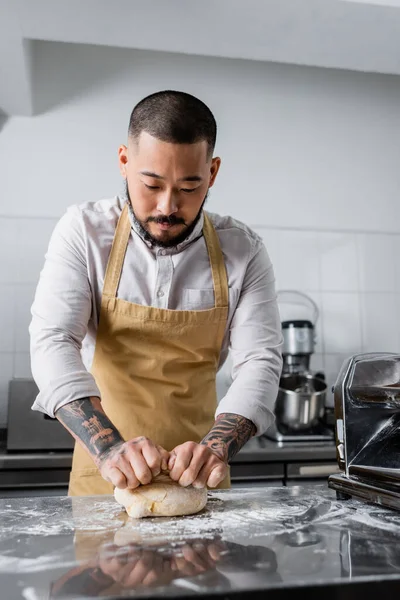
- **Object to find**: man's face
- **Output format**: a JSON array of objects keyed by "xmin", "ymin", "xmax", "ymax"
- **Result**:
[{"xmin": 118, "ymin": 132, "xmax": 221, "ymax": 247}]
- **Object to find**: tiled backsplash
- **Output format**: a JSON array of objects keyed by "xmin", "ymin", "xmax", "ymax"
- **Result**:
[
  {"xmin": 254, "ymin": 226, "xmax": 400, "ymax": 407},
  {"xmin": 0, "ymin": 216, "xmax": 399, "ymax": 426}
]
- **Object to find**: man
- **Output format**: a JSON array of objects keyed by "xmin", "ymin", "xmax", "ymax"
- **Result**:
[{"xmin": 30, "ymin": 90, "xmax": 283, "ymax": 495}]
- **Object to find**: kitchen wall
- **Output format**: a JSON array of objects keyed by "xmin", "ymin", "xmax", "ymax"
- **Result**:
[{"xmin": 0, "ymin": 42, "xmax": 399, "ymax": 425}]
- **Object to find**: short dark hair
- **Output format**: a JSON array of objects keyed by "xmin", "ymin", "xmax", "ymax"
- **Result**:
[{"xmin": 128, "ymin": 90, "xmax": 217, "ymax": 159}]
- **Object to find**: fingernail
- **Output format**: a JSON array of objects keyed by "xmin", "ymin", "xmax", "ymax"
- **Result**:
[
  {"xmin": 162, "ymin": 460, "xmax": 168, "ymax": 471},
  {"xmin": 168, "ymin": 455, "xmax": 176, "ymax": 470},
  {"xmin": 192, "ymin": 481, "xmax": 204, "ymax": 489}
]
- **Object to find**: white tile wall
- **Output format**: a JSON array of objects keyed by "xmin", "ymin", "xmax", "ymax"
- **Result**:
[
  {"xmin": 14, "ymin": 353, "xmax": 33, "ymax": 379},
  {"xmin": 357, "ymin": 234, "xmax": 396, "ymax": 293},
  {"xmin": 16, "ymin": 219, "xmax": 57, "ymax": 283},
  {"xmin": 0, "ymin": 216, "xmax": 399, "ymax": 426},
  {"xmin": 0, "ymin": 353, "xmax": 13, "ymax": 426},
  {"xmin": 0, "ymin": 285, "xmax": 15, "ymax": 352},
  {"xmin": 360, "ymin": 293, "xmax": 399, "ymax": 352},
  {"xmin": 318, "ymin": 233, "xmax": 359, "ymax": 292},
  {"xmin": 394, "ymin": 236, "xmax": 400, "ymax": 295},
  {"xmin": 272, "ymin": 230, "xmax": 320, "ymax": 291},
  {"xmin": 0, "ymin": 221, "xmax": 20, "ymax": 284},
  {"xmin": 321, "ymin": 292, "xmax": 362, "ymax": 355},
  {"xmin": 0, "ymin": 217, "xmax": 57, "ymax": 426},
  {"xmin": 15, "ymin": 285, "xmax": 37, "ymax": 353},
  {"xmin": 254, "ymin": 226, "xmax": 400, "ymax": 410}
]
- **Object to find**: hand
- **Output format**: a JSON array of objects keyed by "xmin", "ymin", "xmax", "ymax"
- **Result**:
[
  {"xmin": 168, "ymin": 441, "xmax": 227, "ymax": 489},
  {"xmin": 99, "ymin": 545, "xmax": 175, "ymax": 589},
  {"xmin": 173, "ymin": 540, "xmax": 226, "ymax": 576},
  {"xmin": 97, "ymin": 540, "xmax": 225, "ymax": 589},
  {"xmin": 97, "ymin": 437, "xmax": 170, "ymax": 490}
]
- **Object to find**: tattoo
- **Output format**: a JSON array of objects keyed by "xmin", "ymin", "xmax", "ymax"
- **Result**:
[
  {"xmin": 56, "ymin": 397, "xmax": 124, "ymax": 464},
  {"xmin": 201, "ymin": 413, "xmax": 256, "ymax": 463}
]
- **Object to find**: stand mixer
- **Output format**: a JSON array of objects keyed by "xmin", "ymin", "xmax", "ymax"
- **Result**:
[{"xmin": 266, "ymin": 291, "xmax": 333, "ymax": 442}]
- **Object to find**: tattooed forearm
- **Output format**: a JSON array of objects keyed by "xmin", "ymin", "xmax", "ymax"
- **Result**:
[
  {"xmin": 56, "ymin": 396, "xmax": 124, "ymax": 465},
  {"xmin": 201, "ymin": 413, "xmax": 256, "ymax": 463}
]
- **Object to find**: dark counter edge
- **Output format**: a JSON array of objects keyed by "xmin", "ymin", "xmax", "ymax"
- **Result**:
[{"xmin": 104, "ymin": 576, "xmax": 400, "ymax": 600}]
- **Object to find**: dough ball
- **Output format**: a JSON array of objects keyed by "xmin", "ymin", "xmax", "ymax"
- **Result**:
[{"xmin": 114, "ymin": 474, "xmax": 207, "ymax": 519}]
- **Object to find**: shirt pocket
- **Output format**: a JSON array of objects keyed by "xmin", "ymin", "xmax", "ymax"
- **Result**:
[
  {"xmin": 183, "ymin": 288, "xmax": 240, "ymax": 310},
  {"xmin": 183, "ymin": 288, "xmax": 215, "ymax": 310}
]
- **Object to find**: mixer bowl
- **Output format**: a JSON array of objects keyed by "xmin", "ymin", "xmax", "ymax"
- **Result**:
[{"xmin": 275, "ymin": 374, "xmax": 327, "ymax": 430}]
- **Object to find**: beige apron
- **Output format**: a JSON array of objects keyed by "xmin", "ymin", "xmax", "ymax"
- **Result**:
[{"xmin": 68, "ymin": 203, "xmax": 230, "ymax": 496}]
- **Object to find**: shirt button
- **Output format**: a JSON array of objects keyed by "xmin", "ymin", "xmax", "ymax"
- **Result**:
[
  {"xmin": 157, "ymin": 289, "xmax": 164, "ymax": 298},
  {"xmin": 161, "ymin": 250, "xmax": 167, "ymax": 256}
]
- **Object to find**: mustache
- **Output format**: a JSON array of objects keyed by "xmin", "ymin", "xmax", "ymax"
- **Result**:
[{"xmin": 146, "ymin": 215, "xmax": 186, "ymax": 226}]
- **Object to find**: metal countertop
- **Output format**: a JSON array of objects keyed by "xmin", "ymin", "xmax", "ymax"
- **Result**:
[{"xmin": 1, "ymin": 485, "xmax": 400, "ymax": 599}]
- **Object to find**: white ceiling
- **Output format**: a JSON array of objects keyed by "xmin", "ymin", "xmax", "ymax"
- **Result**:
[{"xmin": 1, "ymin": 0, "xmax": 400, "ymax": 116}]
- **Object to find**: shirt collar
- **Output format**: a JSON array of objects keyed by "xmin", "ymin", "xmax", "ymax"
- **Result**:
[{"xmin": 123, "ymin": 196, "xmax": 205, "ymax": 253}]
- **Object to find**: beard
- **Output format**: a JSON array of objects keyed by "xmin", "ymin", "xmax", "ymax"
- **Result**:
[{"xmin": 125, "ymin": 181, "xmax": 209, "ymax": 248}]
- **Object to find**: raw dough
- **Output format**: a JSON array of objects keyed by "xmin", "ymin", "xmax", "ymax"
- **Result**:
[{"xmin": 114, "ymin": 474, "xmax": 208, "ymax": 519}]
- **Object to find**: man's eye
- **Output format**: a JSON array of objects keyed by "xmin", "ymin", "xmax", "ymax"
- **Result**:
[
  {"xmin": 181, "ymin": 188, "xmax": 197, "ymax": 193},
  {"xmin": 145, "ymin": 184, "xmax": 160, "ymax": 190}
]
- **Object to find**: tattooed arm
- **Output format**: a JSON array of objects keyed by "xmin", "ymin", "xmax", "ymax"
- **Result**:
[
  {"xmin": 201, "ymin": 413, "xmax": 256, "ymax": 463},
  {"xmin": 56, "ymin": 397, "xmax": 169, "ymax": 489},
  {"xmin": 168, "ymin": 413, "xmax": 256, "ymax": 489},
  {"xmin": 56, "ymin": 396, "xmax": 124, "ymax": 464}
]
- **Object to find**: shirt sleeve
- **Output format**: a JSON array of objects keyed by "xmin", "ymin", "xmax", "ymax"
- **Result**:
[
  {"xmin": 215, "ymin": 238, "xmax": 283, "ymax": 435},
  {"xmin": 29, "ymin": 207, "xmax": 101, "ymax": 417}
]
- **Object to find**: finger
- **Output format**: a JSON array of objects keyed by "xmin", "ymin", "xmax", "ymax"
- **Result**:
[
  {"xmin": 127, "ymin": 452, "xmax": 153, "ymax": 486},
  {"xmin": 141, "ymin": 443, "xmax": 163, "ymax": 478},
  {"xmin": 157, "ymin": 446, "xmax": 170, "ymax": 472},
  {"xmin": 116, "ymin": 459, "xmax": 142, "ymax": 490},
  {"xmin": 160, "ymin": 559, "xmax": 176, "ymax": 585},
  {"xmin": 207, "ymin": 464, "xmax": 227, "ymax": 488},
  {"xmin": 182, "ymin": 544, "xmax": 209, "ymax": 571},
  {"xmin": 104, "ymin": 466, "xmax": 128, "ymax": 489},
  {"xmin": 118, "ymin": 561, "xmax": 141, "ymax": 586},
  {"xmin": 176, "ymin": 558, "xmax": 199, "ymax": 577},
  {"xmin": 208, "ymin": 541, "xmax": 226, "ymax": 561},
  {"xmin": 193, "ymin": 458, "xmax": 227, "ymax": 489},
  {"xmin": 141, "ymin": 555, "xmax": 163, "ymax": 587},
  {"xmin": 169, "ymin": 447, "xmax": 194, "ymax": 482},
  {"xmin": 179, "ymin": 446, "xmax": 208, "ymax": 487},
  {"xmin": 101, "ymin": 449, "xmax": 141, "ymax": 489},
  {"xmin": 191, "ymin": 461, "xmax": 210, "ymax": 489},
  {"xmin": 168, "ymin": 451, "xmax": 176, "ymax": 471},
  {"xmin": 128, "ymin": 552, "xmax": 154, "ymax": 586},
  {"xmin": 172, "ymin": 554, "xmax": 187, "ymax": 572},
  {"xmin": 98, "ymin": 555, "xmax": 119, "ymax": 578}
]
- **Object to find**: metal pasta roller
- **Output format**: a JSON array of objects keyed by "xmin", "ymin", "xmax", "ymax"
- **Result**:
[{"xmin": 328, "ymin": 352, "xmax": 400, "ymax": 510}]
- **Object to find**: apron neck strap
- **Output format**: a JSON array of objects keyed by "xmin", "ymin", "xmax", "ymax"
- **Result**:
[
  {"xmin": 102, "ymin": 203, "xmax": 131, "ymax": 298},
  {"xmin": 103, "ymin": 204, "xmax": 229, "ymax": 308},
  {"xmin": 203, "ymin": 212, "xmax": 229, "ymax": 309}
]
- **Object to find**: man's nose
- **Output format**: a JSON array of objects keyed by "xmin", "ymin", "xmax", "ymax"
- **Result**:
[{"xmin": 156, "ymin": 191, "xmax": 178, "ymax": 216}]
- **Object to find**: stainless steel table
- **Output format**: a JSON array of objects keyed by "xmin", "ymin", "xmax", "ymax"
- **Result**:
[{"xmin": 1, "ymin": 485, "xmax": 400, "ymax": 599}]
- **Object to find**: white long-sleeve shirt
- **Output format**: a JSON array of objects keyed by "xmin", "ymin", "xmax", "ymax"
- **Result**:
[{"xmin": 29, "ymin": 195, "xmax": 283, "ymax": 435}]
